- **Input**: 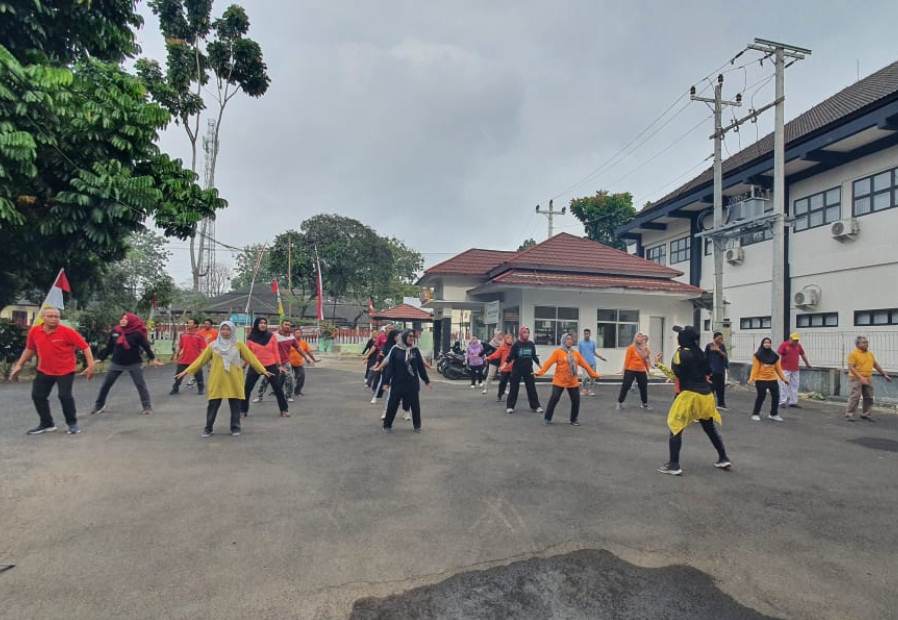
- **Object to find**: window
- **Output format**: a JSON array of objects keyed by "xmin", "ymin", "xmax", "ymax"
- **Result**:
[
  {"xmin": 855, "ymin": 308, "xmax": 898, "ymax": 326},
  {"xmin": 533, "ymin": 306, "xmax": 579, "ymax": 346},
  {"xmin": 793, "ymin": 187, "xmax": 841, "ymax": 232},
  {"xmin": 669, "ymin": 236, "xmax": 691, "ymax": 264},
  {"xmin": 646, "ymin": 244, "xmax": 665, "ymax": 264},
  {"xmin": 740, "ymin": 227, "xmax": 772, "ymax": 246},
  {"xmin": 740, "ymin": 316, "xmax": 771, "ymax": 330},
  {"xmin": 796, "ymin": 312, "xmax": 838, "ymax": 328},
  {"xmin": 502, "ymin": 306, "xmax": 519, "ymax": 337},
  {"xmin": 853, "ymin": 167, "xmax": 897, "ymax": 216},
  {"xmin": 596, "ymin": 309, "xmax": 640, "ymax": 348},
  {"xmin": 11, "ymin": 310, "xmax": 28, "ymax": 328},
  {"xmin": 703, "ymin": 319, "xmax": 711, "ymax": 331}
]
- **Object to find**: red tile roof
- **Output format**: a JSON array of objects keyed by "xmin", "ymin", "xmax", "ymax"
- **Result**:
[
  {"xmin": 489, "ymin": 232, "xmax": 682, "ymax": 279},
  {"xmin": 370, "ymin": 303, "xmax": 433, "ymax": 321},
  {"xmin": 478, "ymin": 270, "xmax": 703, "ymax": 296},
  {"xmin": 424, "ymin": 249, "xmax": 517, "ymax": 276}
]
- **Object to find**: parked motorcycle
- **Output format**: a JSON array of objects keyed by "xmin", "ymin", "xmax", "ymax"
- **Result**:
[{"xmin": 437, "ymin": 351, "xmax": 471, "ymax": 381}]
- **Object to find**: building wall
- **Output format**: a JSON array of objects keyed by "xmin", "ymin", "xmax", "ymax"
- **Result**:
[
  {"xmin": 638, "ymin": 220, "xmax": 692, "ymax": 284},
  {"xmin": 0, "ymin": 304, "xmax": 39, "ymax": 327}
]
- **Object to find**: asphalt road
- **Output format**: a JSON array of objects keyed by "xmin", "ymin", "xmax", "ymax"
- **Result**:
[{"xmin": 1, "ymin": 360, "xmax": 896, "ymax": 619}]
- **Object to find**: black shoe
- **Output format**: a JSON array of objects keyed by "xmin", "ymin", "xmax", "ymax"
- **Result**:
[
  {"xmin": 570, "ymin": 420, "xmax": 581, "ymax": 427},
  {"xmin": 27, "ymin": 425, "xmax": 57, "ymax": 435},
  {"xmin": 169, "ymin": 388, "xmax": 179, "ymax": 395},
  {"xmin": 789, "ymin": 403, "xmax": 802, "ymax": 408}
]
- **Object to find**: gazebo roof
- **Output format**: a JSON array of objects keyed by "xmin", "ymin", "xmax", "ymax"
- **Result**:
[{"xmin": 370, "ymin": 303, "xmax": 433, "ymax": 321}]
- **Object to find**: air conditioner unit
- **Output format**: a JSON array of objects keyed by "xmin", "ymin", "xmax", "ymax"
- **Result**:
[
  {"xmin": 793, "ymin": 286, "xmax": 821, "ymax": 308},
  {"xmin": 725, "ymin": 246, "xmax": 744, "ymax": 264},
  {"xmin": 830, "ymin": 218, "xmax": 859, "ymax": 240}
]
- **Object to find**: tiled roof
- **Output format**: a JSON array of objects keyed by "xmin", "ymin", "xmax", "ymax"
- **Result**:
[
  {"xmin": 490, "ymin": 232, "xmax": 682, "ymax": 279},
  {"xmin": 480, "ymin": 270, "xmax": 703, "ymax": 296},
  {"xmin": 641, "ymin": 59, "xmax": 898, "ymax": 215},
  {"xmin": 424, "ymin": 248, "xmax": 517, "ymax": 276},
  {"xmin": 371, "ymin": 303, "xmax": 433, "ymax": 321}
]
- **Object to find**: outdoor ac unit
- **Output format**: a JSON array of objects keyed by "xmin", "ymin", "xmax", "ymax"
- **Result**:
[
  {"xmin": 830, "ymin": 218, "xmax": 859, "ymax": 240},
  {"xmin": 794, "ymin": 286, "xmax": 821, "ymax": 308},
  {"xmin": 725, "ymin": 247, "xmax": 744, "ymax": 264}
]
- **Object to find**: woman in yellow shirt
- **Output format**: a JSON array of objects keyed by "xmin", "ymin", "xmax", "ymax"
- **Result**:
[
  {"xmin": 535, "ymin": 333, "xmax": 599, "ymax": 426},
  {"xmin": 748, "ymin": 337, "xmax": 789, "ymax": 422},
  {"xmin": 175, "ymin": 321, "xmax": 272, "ymax": 437}
]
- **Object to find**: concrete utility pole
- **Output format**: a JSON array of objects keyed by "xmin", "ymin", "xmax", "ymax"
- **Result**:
[
  {"xmin": 691, "ymin": 75, "xmax": 741, "ymax": 333},
  {"xmin": 536, "ymin": 199, "xmax": 566, "ymax": 239}
]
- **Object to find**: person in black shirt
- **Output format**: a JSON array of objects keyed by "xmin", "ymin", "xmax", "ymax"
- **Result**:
[
  {"xmin": 505, "ymin": 326, "xmax": 543, "ymax": 414},
  {"xmin": 658, "ymin": 326, "xmax": 731, "ymax": 476},
  {"xmin": 91, "ymin": 312, "xmax": 162, "ymax": 416},
  {"xmin": 361, "ymin": 336, "xmax": 376, "ymax": 383},
  {"xmin": 704, "ymin": 331, "xmax": 729, "ymax": 409},
  {"xmin": 379, "ymin": 330, "xmax": 431, "ymax": 432}
]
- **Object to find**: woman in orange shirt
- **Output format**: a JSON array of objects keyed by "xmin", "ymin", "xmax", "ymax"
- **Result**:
[
  {"xmin": 485, "ymin": 333, "xmax": 514, "ymax": 402},
  {"xmin": 240, "ymin": 317, "xmax": 290, "ymax": 418},
  {"xmin": 748, "ymin": 337, "xmax": 789, "ymax": 422},
  {"xmin": 617, "ymin": 332, "xmax": 652, "ymax": 410},
  {"xmin": 535, "ymin": 333, "xmax": 599, "ymax": 426}
]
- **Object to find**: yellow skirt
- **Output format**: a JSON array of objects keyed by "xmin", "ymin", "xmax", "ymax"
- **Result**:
[{"xmin": 666, "ymin": 390, "xmax": 722, "ymax": 435}]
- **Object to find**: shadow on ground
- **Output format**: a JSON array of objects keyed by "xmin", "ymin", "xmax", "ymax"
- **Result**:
[{"xmin": 349, "ymin": 548, "xmax": 779, "ymax": 620}]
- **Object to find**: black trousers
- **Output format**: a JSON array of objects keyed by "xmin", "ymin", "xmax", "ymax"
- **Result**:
[
  {"xmin": 710, "ymin": 372, "xmax": 726, "ymax": 407},
  {"xmin": 497, "ymin": 372, "xmax": 510, "ymax": 398},
  {"xmin": 668, "ymin": 418, "xmax": 728, "ymax": 467},
  {"xmin": 293, "ymin": 365, "xmax": 306, "ymax": 395},
  {"xmin": 206, "ymin": 398, "xmax": 242, "ymax": 433},
  {"xmin": 506, "ymin": 371, "xmax": 540, "ymax": 410},
  {"xmin": 383, "ymin": 387, "xmax": 421, "ymax": 429},
  {"xmin": 241, "ymin": 365, "xmax": 288, "ymax": 413},
  {"xmin": 172, "ymin": 364, "xmax": 204, "ymax": 391},
  {"xmin": 544, "ymin": 386, "xmax": 580, "ymax": 422},
  {"xmin": 753, "ymin": 380, "xmax": 780, "ymax": 416},
  {"xmin": 469, "ymin": 365, "xmax": 485, "ymax": 385},
  {"xmin": 618, "ymin": 370, "xmax": 648, "ymax": 404},
  {"xmin": 32, "ymin": 371, "xmax": 77, "ymax": 428}
]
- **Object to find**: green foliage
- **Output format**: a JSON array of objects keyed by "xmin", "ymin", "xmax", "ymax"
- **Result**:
[
  {"xmin": 69, "ymin": 305, "xmax": 122, "ymax": 354},
  {"xmin": 517, "ymin": 238, "xmax": 537, "ymax": 251},
  {"xmin": 0, "ymin": 319, "xmax": 27, "ymax": 377},
  {"xmin": 230, "ymin": 242, "xmax": 275, "ymax": 291},
  {"xmin": 569, "ymin": 191, "xmax": 636, "ymax": 250}
]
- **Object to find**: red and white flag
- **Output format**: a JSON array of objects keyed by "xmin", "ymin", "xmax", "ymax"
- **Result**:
[
  {"xmin": 35, "ymin": 268, "xmax": 71, "ymax": 325},
  {"xmin": 314, "ymin": 249, "xmax": 324, "ymax": 321},
  {"xmin": 367, "ymin": 297, "xmax": 375, "ymax": 316}
]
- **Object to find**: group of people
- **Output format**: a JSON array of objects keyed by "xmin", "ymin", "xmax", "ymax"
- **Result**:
[
  {"xmin": 9, "ymin": 310, "xmax": 318, "ymax": 437},
  {"xmin": 361, "ymin": 326, "xmax": 431, "ymax": 431}
]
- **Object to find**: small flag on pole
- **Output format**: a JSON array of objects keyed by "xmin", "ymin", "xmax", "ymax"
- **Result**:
[
  {"xmin": 314, "ymin": 248, "xmax": 324, "ymax": 321},
  {"xmin": 34, "ymin": 268, "xmax": 71, "ymax": 325},
  {"xmin": 271, "ymin": 279, "xmax": 284, "ymax": 317},
  {"xmin": 367, "ymin": 298, "xmax": 375, "ymax": 316}
]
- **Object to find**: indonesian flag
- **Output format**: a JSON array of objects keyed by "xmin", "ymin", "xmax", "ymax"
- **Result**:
[
  {"xmin": 314, "ymin": 251, "xmax": 324, "ymax": 321},
  {"xmin": 34, "ymin": 268, "xmax": 71, "ymax": 325},
  {"xmin": 271, "ymin": 279, "xmax": 284, "ymax": 317}
]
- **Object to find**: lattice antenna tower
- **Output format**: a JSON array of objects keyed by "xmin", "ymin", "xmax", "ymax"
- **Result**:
[{"xmin": 200, "ymin": 119, "xmax": 217, "ymax": 295}]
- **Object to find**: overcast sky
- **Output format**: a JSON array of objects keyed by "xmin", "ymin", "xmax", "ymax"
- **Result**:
[{"xmin": 133, "ymin": 0, "xmax": 898, "ymax": 285}]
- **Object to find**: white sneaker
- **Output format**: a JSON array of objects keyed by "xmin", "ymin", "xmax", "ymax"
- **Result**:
[
  {"xmin": 768, "ymin": 414, "xmax": 785, "ymax": 422},
  {"xmin": 506, "ymin": 408, "xmax": 514, "ymax": 414},
  {"xmin": 380, "ymin": 412, "xmax": 386, "ymax": 420},
  {"xmin": 481, "ymin": 388, "xmax": 487, "ymax": 394},
  {"xmin": 403, "ymin": 413, "xmax": 412, "ymax": 421},
  {"xmin": 751, "ymin": 414, "xmax": 761, "ymax": 421},
  {"xmin": 616, "ymin": 403, "xmax": 623, "ymax": 411},
  {"xmin": 370, "ymin": 396, "xmax": 377, "ymax": 404},
  {"xmin": 535, "ymin": 407, "xmax": 544, "ymax": 414},
  {"xmin": 287, "ymin": 396, "xmax": 295, "ymax": 403},
  {"xmin": 469, "ymin": 385, "xmax": 476, "ymax": 389},
  {"xmin": 477, "ymin": 382, "xmax": 483, "ymax": 387},
  {"xmin": 252, "ymin": 396, "xmax": 262, "ymax": 403}
]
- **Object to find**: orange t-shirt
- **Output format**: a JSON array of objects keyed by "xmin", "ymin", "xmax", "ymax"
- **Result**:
[
  {"xmin": 536, "ymin": 348, "xmax": 599, "ymax": 388},
  {"xmin": 288, "ymin": 339, "xmax": 312, "ymax": 366},
  {"xmin": 624, "ymin": 345, "xmax": 650, "ymax": 372},
  {"xmin": 198, "ymin": 327, "xmax": 218, "ymax": 344}
]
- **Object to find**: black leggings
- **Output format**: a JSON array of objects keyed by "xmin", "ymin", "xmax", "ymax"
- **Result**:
[
  {"xmin": 753, "ymin": 380, "xmax": 780, "ymax": 416},
  {"xmin": 669, "ymin": 418, "xmax": 728, "ymax": 467},
  {"xmin": 241, "ymin": 365, "xmax": 288, "ymax": 413},
  {"xmin": 544, "ymin": 386, "xmax": 580, "ymax": 422},
  {"xmin": 383, "ymin": 388, "xmax": 421, "ymax": 429},
  {"xmin": 711, "ymin": 372, "xmax": 726, "ymax": 407},
  {"xmin": 506, "ymin": 371, "xmax": 540, "ymax": 410},
  {"xmin": 469, "ymin": 365, "xmax": 485, "ymax": 385},
  {"xmin": 206, "ymin": 398, "xmax": 242, "ymax": 433},
  {"xmin": 618, "ymin": 370, "xmax": 648, "ymax": 404},
  {"xmin": 497, "ymin": 372, "xmax": 510, "ymax": 398}
]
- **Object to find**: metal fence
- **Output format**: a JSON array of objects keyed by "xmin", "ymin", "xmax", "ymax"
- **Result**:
[{"xmin": 721, "ymin": 330, "xmax": 898, "ymax": 371}]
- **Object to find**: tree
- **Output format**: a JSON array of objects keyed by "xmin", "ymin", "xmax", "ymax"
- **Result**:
[
  {"xmin": 120, "ymin": 230, "xmax": 173, "ymax": 300},
  {"xmin": 230, "ymin": 243, "xmax": 275, "ymax": 291},
  {"xmin": 137, "ymin": 1, "xmax": 270, "ymax": 291},
  {"xmin": 0, "ymin": 3, "xmax": 226, "ymax": 309},
  {"xmin": 206, "ymin": 262, "xmax": 231, "ymax": 297},
  {"xmin": 517, "ymin": 238, "xmax": 537, "ymax": 251},
  {"xmin": 569, "ymin": 191, "xmax": 636, "ymax": 250}
]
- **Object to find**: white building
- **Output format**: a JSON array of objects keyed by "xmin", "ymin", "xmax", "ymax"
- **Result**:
[
  {"xmin": 418, "ymin": 233, "xmax": 703, "ymax": 374},
  {"xmin": 618, "ymin": 60, "xmax": 898, "ymax": 373}
]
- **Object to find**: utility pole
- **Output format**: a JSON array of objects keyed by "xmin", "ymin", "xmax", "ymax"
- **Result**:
[
  {"xmin": 535, "ymin": 199, "xmax": 566, "ymax": 239},
  {"xmin": 691, "ymin": 74, "xmax": 741, "ymax": 333}
]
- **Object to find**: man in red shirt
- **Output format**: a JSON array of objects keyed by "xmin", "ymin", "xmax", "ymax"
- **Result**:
[
  {"xmin": 170, "ymin": 317, "xmax": 207, "ymax": 395},
  {"xmin": 10, "ymin": 307, "xmax": 96, "ymax": 435},
  {"xmin": 777, "ymin": 332, "xmax": 812, "ymax": 408}
]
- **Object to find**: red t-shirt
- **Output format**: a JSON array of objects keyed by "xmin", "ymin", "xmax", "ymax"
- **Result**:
[
  {"xmin": 177, "ymin": 332, "xmax": 206, "ymax": 365},
  {"xmin": 26, "ymin": 324, "xmax": 89, "ymax": 376},
  {"xmin": 777, "ymin": 341, "xmax": 805, "ymax": 372}
]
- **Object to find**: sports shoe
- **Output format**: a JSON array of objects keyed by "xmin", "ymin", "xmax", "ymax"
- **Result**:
[
  {"xmin": 496, "ymin": 396, "xmax": 503, "ymax": 402},
  {"xmin": 751, "ymin": 414, "xmax": 761, "ymax": 421},
  {"xmin": 657, "ymin": 463, "xmax": 682, "ymax": 476},
  {"xmin": 142, "ymin": 409, "xmax": 152, "ymax": 416},
  {"xmin": 403, "ymin": 413, "xmax": 412, "ymax": 421},
  {"xmin": 588, "ymin": 391, "xmax": 596, "ymax": 396},
  {"xmin": 288, "ymin": 396, "xmax": 295, "ymax": 403},
  {"xmin": 481, "ymin": 388, "xmax": 488, "ymax": 394},
  {"xmin": 281, "ymin": 411, "xmax": 291, "ymax": 418},
  {"xmin": 380, "ymin": 412, "xmax": 386, "ymax": 420},
  {"xmin": 201, "ymin": 430, "xmax": 212, "ymax": 438},
  {"xmin": 506, "ymin": 408, "xmax": 514, "ymax": 414},
  {"xmin": 27, "ymin": 425, "xmax": 57, "ymax": 435},
  {"xmin": 714, "ymin": 459, "xmax": 732, "ymax": 469},
  {"xmin": 90, "ymin": 405, "xmax": 105, "ymax": 415},
  {"xmin": 477, "ymin": 382, "xmax": 483, "ymax": 388},
  {"xmin": 789, "ymin": 403, "xmax": 802, "ymax": 408},
  {"xmin": 543, "ymin": 419, "xmax": 552, "ymax": 425},
  {"xmin": 252, "ymin": 396, "xmax": 263, "ymax": 403},
  {"xmin": 768, "ymin": 414, "xmax": 785, "ymax": 422},
  {"xmin": 570, "ymin": 420, "xmax": 581, "ymax": 427},
  {"xmin": 231, "ymin": 431, "xmax": 241, "ymax": 437},
  {"xmin": 616, "ymin": 403, "xmax": 623, "ymax": 411},
  {"xmin": 469, "ymin": 385, "xmax": 476, "ymax": 389},
  {"xmin": 717, "ymin": 405, "xmax": 728, "ymax": 410},
  {"xmin": 382, "ymin": 426, "xmax": 392, "ymax": 432},
  {"xmin": 66, "ymin": 424, "xmax": 81, "ymax": 435},
  {"xmin": 535, "ymin": 407, "xmax": 544, "ymax": 414},
  {"xmin": 860, "ymin": 414, "xmax": 875, "ymax": 422},
  {"xmin": 413, "ymin": 428, "xmax": 422, "ymax": 433},
  {"xmin": 641, "ymin": 403, "xmax": 651, "ymax": 410},
  {"xmin": 169, "ymin": 388, "xmax": 179, "ymax": 395},
  {"xmin": 370, "ymin": 396, "xmax": 377, "ymax": 404}
]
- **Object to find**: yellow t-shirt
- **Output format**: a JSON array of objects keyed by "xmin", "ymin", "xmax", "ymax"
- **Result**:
[{"xmin": 847, "ymin": 349, "xmax": 876, "ymax": 378}]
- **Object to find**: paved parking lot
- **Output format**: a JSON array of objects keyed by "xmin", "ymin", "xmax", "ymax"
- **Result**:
[{"xmin": 1, "ymin": 360, "xmax": 897, "ymax": 619}]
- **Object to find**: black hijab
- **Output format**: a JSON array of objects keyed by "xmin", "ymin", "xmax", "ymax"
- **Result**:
[
  {"xmin": 248, "ymin": 317, "xmax": 273, "ymax": 345},
  {"xmin": 676, "ymin": 326, "xmax": 700, "ymax": 350},
  {"xmin": 754, "ymin": 337, "xmax": 779, "ymax": 364}
]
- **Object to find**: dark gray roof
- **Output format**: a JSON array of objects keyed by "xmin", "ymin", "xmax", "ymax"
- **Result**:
[
  {"xmin": 201, "ymin": 289, "xmax": 368, "ymax": 325},
  {"xmin": 640, "ymin": 59, "xmax": 898, "ymax": 215}
]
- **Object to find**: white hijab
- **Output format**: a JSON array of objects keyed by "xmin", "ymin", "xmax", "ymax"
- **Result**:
[{"xmin": 212, "ymin": 320, "xmax": 241, "ymax": 371}]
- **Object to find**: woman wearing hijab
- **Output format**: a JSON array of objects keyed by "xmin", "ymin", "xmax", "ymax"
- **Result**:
[
  {"xmin": 175, "ymin": 321, "xmax": 272, "ymax": 437},
  {"xmin": 466, "ymin": 335, "xmax": 486, "ymax": 388},
  {"xmin": 535, "ymin": 333, "xmax": 599, "ymax": 426},
  {"xmin": 485, "ymin": 333, "xmax": 514, "ymax": 402},
  {"xmin": 91, "ymin": 312, "xmax": 162, "ymax": 416},
  {"xmin": 481, "ymin": 328, "xmax": 504, "ymax": 395},
  {"xmin": 370, "ymin": 328, "xmax": 400, "ymax": 404},
  {"xmin": 505, "ymin": 326, "xmax": 543, "ymax": 414},
  {"xmin": 240, "ymin": 317, "xmax": 290, "ymax": 418},
  {"xmin": 378, "ymin": 329, "xmax": 431, "ymax": 432},
  {"xmin": 658, "ymin": 326, "xmax": 731, "ymax": 476},
  {"xmin": 749, "ymin": 337, "xmax": 789, "ymax": 422},
  {"xmin": 617, "ymin": 332, "xmax": 652, "ymax": 410}
]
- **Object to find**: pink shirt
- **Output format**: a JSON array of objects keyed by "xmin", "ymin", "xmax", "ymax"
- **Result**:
[{"xmin": 777, "ymin": 341, "xmax": 805, "ymax": 372}]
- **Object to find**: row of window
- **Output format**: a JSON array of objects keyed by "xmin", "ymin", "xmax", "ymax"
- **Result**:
[
  {"xmin": 530, "ymin": 306, "xmax": 641, "ymax": 347},
  {"xmin": 737, "ymin": 309, "xmax": 898, "ymax": 329},
  {"xmin": 646, "ymin": 237, "xmax": 690, "ymax": 266}
]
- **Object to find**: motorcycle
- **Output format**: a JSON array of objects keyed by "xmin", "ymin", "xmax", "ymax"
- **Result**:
[{"xmin": 437, "ymin": 350, "xmax": 471, "ymax": 381}]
